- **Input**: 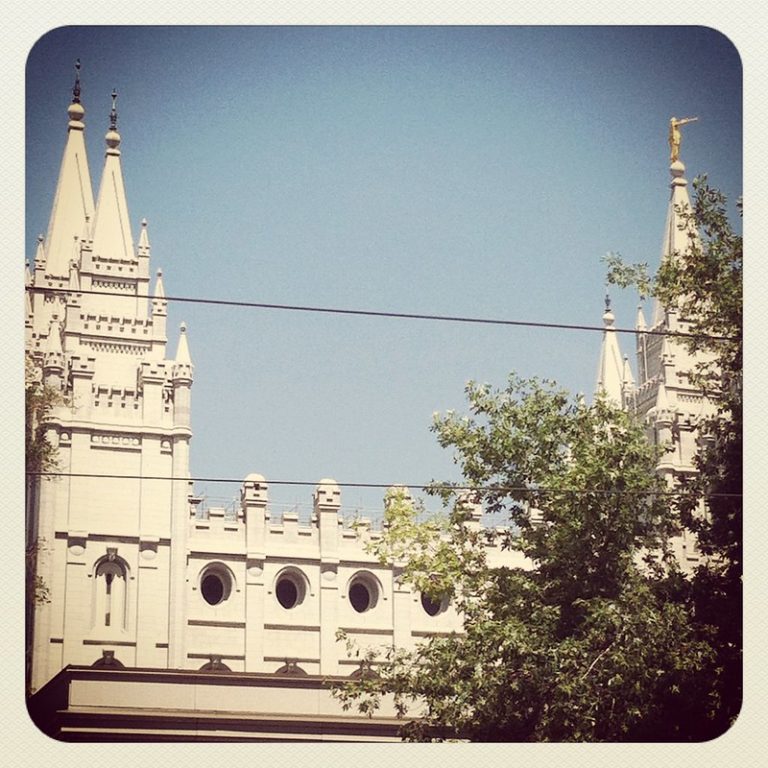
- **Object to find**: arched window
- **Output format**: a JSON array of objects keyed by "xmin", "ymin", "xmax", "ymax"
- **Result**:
[{"xmin": 93, "ymin": 552, "xmax": 128, "ymax": 630}]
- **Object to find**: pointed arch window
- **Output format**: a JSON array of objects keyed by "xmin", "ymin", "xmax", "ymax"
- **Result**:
[{"xmin": 93, "ymin": 550, "xmax": 128, "ymax": 630}]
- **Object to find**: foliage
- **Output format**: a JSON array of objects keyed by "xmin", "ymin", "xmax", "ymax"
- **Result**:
[
  {"xmin": 605, "ymin": 176, "xmax": 743, "ymax": 736},
  {"xmin": 334, "ymin": 379, "xmax": 719, "ymax": 740},
  {"xmin": 334, "ymin": 178, "xmax": 741, "ymax": 741},
  {"xmin": 25, "ymin": 356, "xmax": 64, "ymax": 477}
]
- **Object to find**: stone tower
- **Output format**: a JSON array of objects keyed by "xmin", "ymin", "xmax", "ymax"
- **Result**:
[
  {"xmin": 26, "ymin": 67, "xmax": 194, "ymax": 692},
  {"xmin": 594, "ymin": 147, "xmax": 716, "ymax": 567}
]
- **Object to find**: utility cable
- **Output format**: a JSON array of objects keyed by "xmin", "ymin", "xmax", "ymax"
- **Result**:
[
  {"xmin": 25, "ymin": 285, "xmax": 738, "ymax": 343},
  {"xmin": 25, "ymin": 470, "xmax": 742, "ymax": 498}
]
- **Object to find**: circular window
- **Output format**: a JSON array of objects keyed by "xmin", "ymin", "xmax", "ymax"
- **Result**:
[
  {"xmin": 421, "ymin": 592, "xmax": 445, "ymax": 617},
  {"xmin": 348, "ymin": 573, "xmax": 379, "ymax": 613},
  {"xmin": 276, "ymin": 578, "xmax": 298, "ymax": 608},
  {"xmin": 200, "ymin": 566, "xmax": 232, "ymax": 606},
  {"xmin": 275, "ymin": 571, "xmax": 307, "ymax": 610}
]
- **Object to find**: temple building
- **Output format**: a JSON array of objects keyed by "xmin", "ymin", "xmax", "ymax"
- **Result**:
[{"xmin": 26, "ymin": 70, "xmax": 708, "ymax": 740}]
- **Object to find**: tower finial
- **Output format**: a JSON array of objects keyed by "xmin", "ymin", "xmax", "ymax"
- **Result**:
[
  {"xmin": 604, "ymin": 292, "xmax": 611, "ymax": 312},
  {"xmin": 72, "ymin": 58, "xmax": 81, "ymax": 104},
  {"xmin": 109, "ymin": 89, "xmax": 118, "ymax": 131},
  {"xmin": 668, "ymin": 116, "xmax": 698, "ymax": 163}
]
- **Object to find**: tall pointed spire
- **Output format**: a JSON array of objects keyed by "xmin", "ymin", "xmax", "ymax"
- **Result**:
[
  {"xmin": 91, "ymin": 89, "xmax": 135, "ymax": 264},
  {"xmin": 594, "ymin": 294, "xmax": 626, "ymax": 407},
  {"xmin": 44, "ymin": 60, "xmax": 96, "ymax": 278},
  {"xmin": 652, "ymin": 117, "xmax": 700, "ymax": 325}
]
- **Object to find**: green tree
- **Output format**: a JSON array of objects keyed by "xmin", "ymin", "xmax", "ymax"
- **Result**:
[
  {"xmin": 605, "ymin": 176, "xmax": 743, "ymax": 736},
  {"xmin": 335, "ymin": 379, "xmax": 718, "ymax": 741},
  {"xmin": 334, "ymin": 179, "xmax": 741, "ymax": 741}
]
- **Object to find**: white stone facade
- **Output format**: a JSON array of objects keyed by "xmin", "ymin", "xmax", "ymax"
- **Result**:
[
  {"xmin": 27, "ymin": 83, "xmax": 530, "ymax": 693},
  {"xmin": 27, "ymin": 78, "xmax": 707, "ymax": 696}
]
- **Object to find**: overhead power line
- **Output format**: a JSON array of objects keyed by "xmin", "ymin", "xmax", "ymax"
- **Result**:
[
  {"xmin": 25, "ymin": 470, "xmax": 743, "ymax": 499},
  {"xmin": 25, "ymin": 285, "xmax": 737, "ymax": 342}
]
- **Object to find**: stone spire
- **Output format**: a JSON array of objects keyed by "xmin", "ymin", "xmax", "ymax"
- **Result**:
[
  {"xmin": 651, "ymin": 139, "xmax": 699, "ymax": 326},
  {"xmin": 153, "ymin": 267, "xmax": 166, "ymax": 301},
  {"xmin": 175, "ymin": 321, "xmax": 192, "ymax": 366},
  {"xmin": 137, "ymin": 218, "xmax": 151, "ymax": 257},
  {"xmin": 90, "ymin": 89, "xmax": 135, "ymax": 264},
  {"xmin": 43, "ymin": 60, "xmax": 96, "ymax": 278},
  {"xmin": 594, "ymin": 294, "xmax": 626, "ymax": 407}
]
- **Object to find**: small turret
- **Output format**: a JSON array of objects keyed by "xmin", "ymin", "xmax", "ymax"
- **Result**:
[
  {"xmin": 594, "ymin": 294, "xmax": 626, "ymax": 408},
  {"xmin": 172, "ymin": 322, "xmax": 193, "ymax": 428},
  {"xmin": 315, "ymin": 478, "xmax": 342, "ymax": 562},
  {"xmin": 151, "ymin": 267, "xmax": 167, "ymax": 357},
  {"xmin": 137, "ymin": 218, "xmax": 151, "ymax": 258},
  {"xmin": 242, "ymin": 473, "xmax": 269, "ymax": 562},
  {"xmin": 43, "ymin": 320, "xmax": 65, "ymax": 389}
]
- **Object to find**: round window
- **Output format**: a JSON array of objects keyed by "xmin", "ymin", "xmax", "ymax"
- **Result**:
[
  {"xmin": 348, "ymin": 574, "xmax": 378, "ymax": 613},
  {"xmin": 349, "ymin": 582, "xmax": 370, "ymax": 612},
  {"xmin": 421, "ymin": 592, "xmax": 444, "ymax": 616},
  {"xmin": 200, "ymin": 566, "xmax": 232, "ymax": 606},
  {"xmin": 201, "ymin": 573, "xmax": 224, "ymax": 605},
  {"xmin": 276, "ymin": 576, "xmax": 300, "ymax": 609}
]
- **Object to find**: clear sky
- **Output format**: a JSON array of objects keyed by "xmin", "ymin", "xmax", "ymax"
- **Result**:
[{"xmin": 25, "ymin": 25, "xmax": 743, "ymax": 518}]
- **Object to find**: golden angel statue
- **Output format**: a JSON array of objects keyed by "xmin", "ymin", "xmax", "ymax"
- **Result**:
[{"xmin": 668, "ymin": 116, "xmax": 698, "ymax": 163}]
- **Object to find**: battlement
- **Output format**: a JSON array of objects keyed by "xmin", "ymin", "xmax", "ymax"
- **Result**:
[
  {"xmin": 70, "ymin": 311, "xmax": 154, "ymax": 335},
  {"xmin": 189, "ymin": 476, "xmax": 513, "ymax": 561}
]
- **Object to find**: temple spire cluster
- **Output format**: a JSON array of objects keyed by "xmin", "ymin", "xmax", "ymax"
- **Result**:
[{"xmin": 591, "ymin": 118, "xmax": 716, "ymax": 572}]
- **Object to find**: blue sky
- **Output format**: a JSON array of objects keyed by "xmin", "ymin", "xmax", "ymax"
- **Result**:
[{"xmin": 25, "ymin": 26, "xmax": 743, "ymax": 517}]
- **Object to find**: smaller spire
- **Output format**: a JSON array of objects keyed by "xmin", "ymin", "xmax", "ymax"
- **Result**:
[
  {"xmin": 635, "ymin": 304, "xmax": 647, "ymax": 332},
  {"xmin": 69, "ymin": 257, "xmax": 81, "ymax": 291},
  {"xmin": 25, "ymin": 259, "xmax": 32, "ymax": 287},
  {"xmin": 175, "ymin": 322, "xmax": 192, "ymax": 365},
  {"xmin": 80, "ymin": 213, "xmax": 91, "ymax": 243},
  {"xmin": 622, "ymin": 354, "xmax": 635, "ymax": 389},
  {"xmin": 595, "ymin": 292, "xmax": 624, "ymax": 407},
  {"xmin": 138, "ymin": 218, "xmax": 151, "ymax": 255},
  {"xmin": 655, "ymin": 378, "xmax": 670, "ymax": 413},
  {"xmin": 45, "ymin": 319, "xmax": 63, "ymax": 355},
  {"xmin": 153, "ymin": 268, "xmax": 165, "ymax": 299},
  {"xmin": 33, "ymin": 234, "xmax": 46, "ymax": 270}
]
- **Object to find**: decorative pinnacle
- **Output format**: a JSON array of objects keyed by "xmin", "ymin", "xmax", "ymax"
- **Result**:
[
  {"xmin": 109, "ymin": 89, "xmax": 118, "ymax": 131},
  {"xmin": 604, "ymin": 293, "xmax": 611, "ymax": 312},
  {"xmin": 72, "ymin": 59, "xmax": 81, "ymax": 104}
]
